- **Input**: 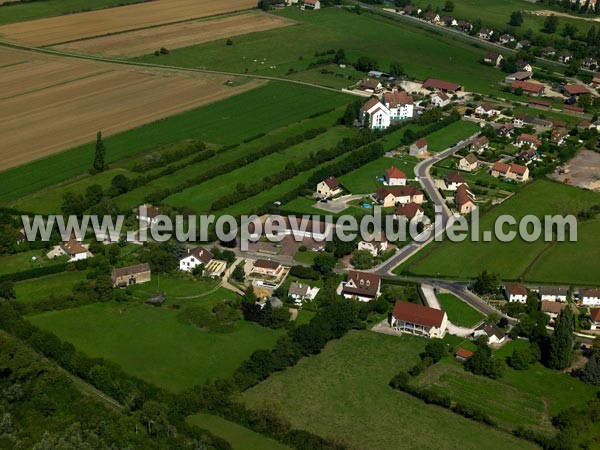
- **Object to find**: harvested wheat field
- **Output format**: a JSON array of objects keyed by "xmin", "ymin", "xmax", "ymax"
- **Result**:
[
  {"xmin": 0, "ymin": 0, "xmax": 258, "ymax": 46},
  {"xmin": 0, "ymin": 46, "xmax": 28, "ymax": 66},
  {"xmin": 54, "ymin": 11, "xmax": 295, "ymax": 58},
  {"xmin": 0, "ymin": 48, "xmax": 262, "ymax": 170}
]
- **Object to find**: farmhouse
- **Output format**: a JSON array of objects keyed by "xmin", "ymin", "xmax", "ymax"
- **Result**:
[
  {"xmin": 384, "ymin": 167, "xmax": 407, "ymax": 186},
  {"xmin": 424, "ymin": 11, "xmax": 440, "ymax": 23},
  {"xmin": 475, "ymin": 103, "xmax": 498, "ymax": 117},
  {"xmin": 409, "ymin": 137, "xmax": 428, "ymax": 157},
  {"xmin": 422, "ymin": 78, "xmax": 463, "ymax": 93},
  {"xmin": 445, "ymin": 171, "xmax": 466, "ymax": 190},
  {"xmin": 455, "ymin": 347, "xmax": 474, "ymax": 362},
  {"xmin": 458, "ymin": 153, "xmax": 479, "ymax": 172},
  {"xmin": 550, "ymin": 127, "xmax": 568, "ymax": 145},
  {"xmin": 512, "ymin": 80, "xmax": 545, "ymax": 96},
  {"xmin": 484, "ymin": 52, "xmax": 503, "ymax": 67},
  {"xmin": 59, "ymin": 239, "xmax": 89, "ymax": 261},
  {"xmin": 135, "ymin": 204, "xmax": 161, "ymax": 224},
  {"xmin": 430, "ymin": 91, "xmax": 451, "ymax": 107},
  {"xmin": 358, "ymin": 230, "xmax": 388, "ymax": 257},
  {"xmin": 579, "ymin": 288, "xmax": 600, "ymax": 306},
  {"xmin": 179, "ymin": 246, "xmax": 213, "ymax": 272},
  {"xmin": 288, "ymin": 281, "xmax": 319, "ymax": 304},
  {"xmin": 390, "ymin": 301, "xmax": 447, "ymax": 339},
  {"xmin": 441, "ymin": 16, "xmax": 457, "ymax": 27},
  {"xmin": 470, "ymin": 135, "xmax": 489, "ymax": 153},
  {"xmin": 375, "ymin": 186, "xmax": 424, "ymax": 207},
  {"xmin": 360, "ymin": 98, "xmax": 390, "ymax": 130},
  {"xmin": 504, "ymin": 283, "xmax": 528, "ymax": 303},
  {"xmin": 316, "ymin": 176, "xmax": 342, "ymax": 198},
  {"xmin": 252, "ymin": 259, "xmax": 284, "ymax": 277},
  {"xmin": 473, "ymin": 322, "xmax": 506, "ymax": 345},
  {"xmin": 454, "ymin": 184, "xmax": 476, "ymax": 215},
  {"xmin": 359, "ymin": 78, "xmax": 383, "ymax": 93},
  {"xmin": 393, "ymin": 202, "xmax": 424, "ymax": 221},
  {"xmin": 515, "ymin": 133, "xmax": 541, "ymax": 149},
  {"xmin": 539, "ymin": 286, "xmax": 569, "ymax": 302},
  {"xmin": 381, "ymin": 90, "xmax": 414, "ymax": 120},
  {"xmin": 111, "ymin": 263, "xmax": 151, "ymax": 288},
  {"xmin": 516, "ymin": 60, "xmax": 533, "ymax": 72},
  {"xmin": 457, "ymin": 20, "xmax": 473, "ymax": 32},
  {"xmin": 339, "ymin": 270, "xmax": 381, "ymax": 302}
]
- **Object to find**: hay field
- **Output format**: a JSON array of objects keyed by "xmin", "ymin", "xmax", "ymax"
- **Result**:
[
  {"xmin": 53, "ymin": 11, "xmax": 295, "ymax": 58},
  {"xmin": 0, "ymin": 48, "xmax": 262, "ymax": 170},
  {"xmin": 0, "ymin": 0, "xmax": 258, "ymax": 46}
]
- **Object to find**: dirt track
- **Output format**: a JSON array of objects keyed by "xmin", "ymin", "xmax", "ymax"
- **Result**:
[
  {"xmin": 0, "ymin": 47, "xmax": 263, "ymax": 170},
  {"xmin": 0, "ymin": 0, "xmax": 258, "ymax": 46},
  {"xmin": 53, "ymin": 11, "xmax": 295, "ymax": 58},
  {"xmin": 527, "ymin": 9, "xmax": 600, "ymax": 23}
]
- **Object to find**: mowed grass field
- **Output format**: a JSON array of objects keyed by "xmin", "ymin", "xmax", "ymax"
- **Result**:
[
  {"xmin": 242, "ymin": 331, "xmax": 537, "ymax": 450},
  {"xmin": 28, "ymin": 287, "xmax": 285, "ymax": 392},
  {"xmin": 14, "ymin": 270, "xmax": 87, "ymax": 302},
  {"xmin": 0, "ymin": 82, "xmax": 351, "ymax": 205},
  {"xmin": 187, "ymin": 414, "xmax": 291, "ymax": 450},
  {"xmin": 396, "ymin": 180, "xmax": 600, "ymax": 282},
  {"xmin": 134, "ymin": 7, "xmax": 507, "ymax": 96},
  {"xmin": 413, "ymin": 351, "xmax": 598, "ymax": 435},
  {"xmin": 424, "ymin": 120, "xmax": 480, "ymax": 152},
  {"xmin": 436, "ymin": 293, "xmax": 484, "ymax": 327},
  {"xmin": 338, "ymin": 156, "xmax": 418, "ymax": 194},
  {"xmin": 0, "ymin": 249, "xmax": 65, "ymax": 275},
  {"xmin": 0, "ymin": 0, "xmax": 258, "ymax": 45}
]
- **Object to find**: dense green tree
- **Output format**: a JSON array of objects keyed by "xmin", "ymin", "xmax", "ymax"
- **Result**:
[
  {"xmin": 472, "ymin": 270, "xmax": 499, "ymax": 296},
  {"xmin": 389, "ymin": 61, "xmax": 405, "ymax": 77},
  {"xmin": 85, "ymin": 184, "xmax": 103, "ymax": 205},
  {"xmin": 61, "ymin": 192, "xmax": 88, "ymax": 216},
  {"xmin": 111, "ymin": 174, "xmax": 130, "ymax": 194},
  {"xmin": 509, "ymin": 11, "xmax": 523, "ymax": 26},
  {"xmin": 547, "ymin": 307, "xmax": 574, "ymax": 369},
  {"xmin": 423, "ymin": 339, "xmax": 446, "ymax": 363},
  {"xmin": 465, "ymin": 338, "xmax": 505, "ymax": 379},
  {"xmin": 543, "ymin": 14, "xmax": 559, "ymax": 34},
  {"xmin": 0, "ymin": 281, "xmax": 15, "ymax": 300},
  {"xmin": 580, "ymin": 354, "xmax": 600, "ymax": 385},
  {"xmin": 443, "ymin": 0, "xmax": 454, "ymax": 12},
  {"xmin": 351, "ymin": 249, "xmax": 374, "ymax": 270},
  {"xmin": 231, "ymin": 262, "xmax": 245, "ymax": 282},
  {"xmin": 313, "ymin": 253, "xmax": 336, "ymax": 275},
  {"xmin": 355, "ymin": 56, "xmax": 378, "ymax": 72},
  {"xmin": 93, "ymin": 131, "xmax": 106, "ymax": 173}
]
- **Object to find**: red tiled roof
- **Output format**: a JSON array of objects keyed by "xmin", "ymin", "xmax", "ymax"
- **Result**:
[
  {"xmin": 383, "ymin": 90, "xmax": 413, "ymax": 106},
  {"xmin": 323, "ymin": 176, "xmax": 340, "ymax": 189},
  {"xmin": 512, "ymin": 80, "xmax": 544, "ymax": 94},
  {"xmin": 422, "ymin": 78, "xmax": 462, "ymax": 91},
  {"xmin": 541, "ymin": 301, "xmax": 568, "ymax": 315},
  {"xmin": 344, "ymin": 270, "xmax": 381, "ymax": 297},
  {"xmin": 454, "ymin": 184, "xmax": 474, "ymax": 207},
  {"xmin": 564, "ymin": 104, "xmax": 584, "ymax": 112},
  {"xmin": 446, "ymin": 171, "xmax": 465, "ymax": 184},
  {"xmin": 581, "ymin": 288, "xmax": 600, "ymax": 298},
  {"xmin": 492, "ymin": 162, "xmax": 511, "ymax": 173},
  {"xmin": 510, "ymin": 163, "xmax": 528, "ymax": 175},
  {"xmin": 590, "ymin": 308, "xmax": 600, "ymax": 322},
  {"xmin": 394, "ymin": 202, "xmax": 423, "ymax": 220},
  {"xmin": 529, "ymin": 99, "xmax": 551, "ymax": 108},
  {"xmin": 415, "ymin": 137, "xmax": 427, "ymax": 149},
  {"xmin": 563, "ymin": 84, "xmax": 589, "ymax": 96},
  {"xmin": 505, "ymin": 283, "xmax": 527, "ymax": 296},
  {"xmin": 60, "ymin": 239, "xmax": 87, "ymax": 256},
  {"xmin": 455, "ymin": 348, "xmax": 474, "ymax": 359},
  {"xmin": 376, "ymin": 186, "xmax": 423, "ymax": 200},
  {"xmin": 392, "ymin": 300, "xmax": 445, "ymax": 328},
  {"xmin": 361, "ymin": 97, "xmax": 380, "ymax": 112},
  {"xmin": 386, "ymin": 167, "xmax": 406, "ymax": 180},
  {"xmin": 183, "ymin": 246, "xmax": 213, "ymax": 264},
  {"xmin": 254, "ymin": 259, "xmax": 281, "ymax": 270}
]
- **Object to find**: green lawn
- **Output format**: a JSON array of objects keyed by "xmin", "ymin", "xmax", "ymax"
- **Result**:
[
  {"xmin": 187, "ymin": 414, "xmax": 291, "ymax": 450},
  {"xmin": 0, "ymin": 250, "xmax": 65, "ymax": 275},
  {"xmin": 413, "ymin": 356, "xmax": 597, "ymax": 435},
  {"xmin": 0, "ymin": 0, "xmax": 145, "ymax": 25},
  {"xmin": 242, "ymin": 330, "xmax": 536, "ymax": 450},
  {"xmin": 29, "ymin": 287, "xmax": 284, "ymax": 392},
  {"xmin": 437, "ymin": 293, "xmax": 484, "ymax": 327},
  {"xmin": 293, "ymin": 249, "xmax": 320, "ymax": 265},
  {"xmin": 338, "ymin": 155, "xmax": 417, "ymax": 194},
  {"xmin": 423, "ymin": 120, "xmax": 480, "ymax": 153},
  {"xmin": 127, "ymin": 274, "xmax": 221, "ymax": 300},
  {"xmin": 0, "ymin": 82, "xmax": 350, "ymax": 205},
  {"xmin": 395, "ymin": 180, "xmax": 600, "ymax": 281},
  {"xmin": 14, "ymin": 270, "xmax": 87, "ymax": 302}
]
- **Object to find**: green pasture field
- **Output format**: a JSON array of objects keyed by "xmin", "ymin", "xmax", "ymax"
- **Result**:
[
  {"xmin": 28, "ymin": 286, "xmax": 284, "ymax": 392},
  {"xmin": 134, "ymin": 8, "xmax": 508, "ymax": 96},
  {"xmin": 0, "ymin": 249, "xmax": 65, "ymax": 275},
  {"xmin": 187, "ymin": 414, "xmax": 291, "ymax": 450},
  {"xmin": 127, "ymin": 274, "xmax": 220, "ymax": 300},
  {"xmin": 242, "ymin": 330, "xmax": 536, "ymax": 450},
  {"xmin": 413, "ymin": 355, "xmax": 597, "ymax": 435},
  {"xmin": 436, "ymin": 293, "xmax": 484, "ymax": 327},
  {"xmin": 338, "ymin": 156, "xmax": 418, "ymax": 194},
  {"xmin": 13, "ymin": 270, "xmax": 87, "ymax": 302},
  {"xmin": 395, "ymin": 180, "xmax": 600, "ymax": 281},
  {"xmin": 423, "ymin": 120, "xmax": 480, "ymax": 153},
  {"xmin": 0, "ymin": 82, "xmax": 351, "ymax": 205},
  {"xmin": 0, "ymin": 0, "xmax": 144, "ymax": 25}
]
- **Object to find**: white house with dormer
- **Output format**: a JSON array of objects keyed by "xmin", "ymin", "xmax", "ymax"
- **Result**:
[
  {"xmin": 179, "ymin": 246, "xmax": 213, "ymax": 272},
  {"xmin": 360, "ymin": 98, "xmax": 391, "ymax": 130},
  {"xmin": 381, "ymin": 90, "xmax": 414, "ymax": 120}
]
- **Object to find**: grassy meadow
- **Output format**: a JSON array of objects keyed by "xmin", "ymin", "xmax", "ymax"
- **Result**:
[
  {"xmin": 14, "ymin": 270, "xmax": 87, "ymax": 302},
  {"xmin": 437, "ymin": 293, "xmax": 484, "ymax": 327}
]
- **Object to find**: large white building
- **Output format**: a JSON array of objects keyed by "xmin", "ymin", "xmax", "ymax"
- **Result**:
[
  {"xmin": 381, "ymin": 90, "xmax": 414, "ymax": 120},
  {"xmin": 580, "ymin": 288, "xmax": 600, "ymax": 306},
  {"xmin": 360, "ymin": 98, "xmax": 391, "ymax": 130},
  {"xmin": 179, "ymin": 246, "xmax": 213, "ymax": 272},
  {"xmin": 390, "ymin": 301, "xmax": 447, "ymax": 339}
]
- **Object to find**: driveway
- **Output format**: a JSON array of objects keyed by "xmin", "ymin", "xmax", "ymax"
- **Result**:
[
  {"xmin": 313, "ymin": 194, "xmax": 364, "ymax": 213},
  {"xmin": 421, "ymin": 283, "xmax": 475, "ymax": 337}
]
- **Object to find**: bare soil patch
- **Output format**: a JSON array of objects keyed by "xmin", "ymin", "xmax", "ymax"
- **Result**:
[
  {"xmin": 0, "ymin": 47, "xmax": 263, "ymax": 170},
  {"xmin": 548, "ymin": 149, "xmax": 600, "ymax": 191},
  {"xmin": 53, "ymin": 11, "xmax": 295, "ymax": 58},
  {"xmin": 527, "ymin": 9, "xmax": 600, "ymax": 23},
  {"xmin": 0, "ymin": 0, "xmax": 259, "ymax": 46}
]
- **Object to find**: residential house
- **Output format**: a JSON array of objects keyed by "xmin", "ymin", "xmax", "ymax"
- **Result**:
[
  {"xmin": 470, "ymin": 135, "xmax": 489, "ymax": 153},
  {"xmin": 551, "ymin": 127, "xmax": 568, "ymax": 145},
  {"xmin": 516, "ymin": 40, "xmax": 531, "ymax": 50},
  {"xmin": 541, "ymin": 46, "xmax": 556, "ymax": 58},
  {"xmin": 541, "ymin": 301, "xmax": 570, "ymax": 320},
  {"xmin": 589, "ymin": 308, "xmax": 600, "ymax": 330},
  {"xmin": 422, "ymin": 78, "xmax": 463, "ymax": 93},
  {"xmin": 457, "ymin": 20, "xmax": 473, "ymax": 32},
  {"xmin": 252, "ymin": 259, "xmax": 284, "ymax": 277},
  {"xmin": 381, "ymin": 90, "xmax": 414, "ymax": 120},
  {"xmin": 454, "ymin": 184, "xmax": 476, "ymax": 215},
  {"xmin": 458, "ymin": 153, "xmax": 479, "ymax": 172},
  {"xmin": 340, "ymin": 270, "xmax": 381, "ymax": 302},
  {"xmin": 390, "ymin": 300, "xmax": 448, "ymax": 339},
  {"xmin": 430, "ymin": 91, "xmax": 451, "ymax": 107},
  {"xmin": 393, "ymin": 202, "xmax": 424, "ymax": 221},
  {"xmin": 580, "ymin": 288, "xmax": 600, "ymax": 306},
  {"xmin": 445, "ymin": 171, "xmax": 466, "ymax": 190},
  {"xmin": 316, "ymin": 176, "xmax": 342, "ymax": 198},
  {"xmin": 111, "ymin": 263, "xmax": 151, "ymax": 288},
  {"xmin": 490, "ymin": 162, "xmax": 511, "ymax": 178},
  {"xmin": 515, "ymin": 133, "xmax": 541, "ymax": 149},
  {"xmin": 558, "ymin": 51, "xmax": 573, "ymax": 63},
  {"xmin": 505, "ymin": 71, "xmax": 533, "ymax": 84},
  {"xmin": 473, "ymin": 322, "xmax": 507, "ymax": 345},
  {"xmin": 409, "ymin": 137, "xmax": 429, "ymax": 157},
  {"xmin": 475, "ymin": 103, "xmax": 498, "ymax": 117},
  {"xmin": 424, "ymin": 11, "xmax": 440, "ymax": 23},
  {"xmin": 357, "ymin": 231, "xmax": 388, "ymax": 257},
  {"xmin": 518, "ymin": 147, "xmax": 537, "ymax": 164},
  {"xmin": 497, "ymin": 123, "xmax": 514, "ymax": 138},
  {"xmin": 179, "ymin": 246, "xmax": 213, "ymax": 272},
  {"xmin": 441, "ymin": 16, "xmax": 457, "ymax": 27},
  {"xmin": 403, "ymin": 5, "xmax": 418, "ymax": 15},
  {"xmin": 516, "ymin": 60, "xmax": 533, "ymax": 72},
  {"xmin": 512, "ymin": 80, "xmax": 545, "ymax": 96},
  {"xmin": 578, "ymin": 120, "xmax": 595, "ymax": 131},
  {"xmin": 504, "ymin": 283, "xmax": 528, "ymax": 303},
  {"xmin": 59, "ymin": 239, "xmax": 90, "ymax": 261},
  {"xmin": 135, "ymin": 204, "xmax": 161, "ymax": 225},
  {"xmin": 359, "ymin": 78, "xmax": 383, "ymax": 93},
  {"xmin": 484, "ymin": 52, "xmax": 503, "ymax": 67},
  {"xmin": 303, "ymin": 0, "xmax": 320, "ymax": 9},
  {"xmin": 490, "ymin": 162, "xmax": 529, "ymax": 182},
  {"xmin": 539, "ymin": 286, "xmax": 569, "ymax": 302},
  {"xmin": 288, "ymin": 281, "xmax": 319, "ymax": 304},
  {"xmin": 455, "ymin": 348, "xmax": 474, "ymax": 362},
  {"xmin": 384, "ymin": 167, "xmax": 407, "ymax": 186},
  {"xmin": 582, "ymin": 57, "xmax": 598, "ymax": 71},
  {"xmin": 499, "ymin": 33, "xmax": 515, "ymax": 45},
  {"xmin": 478, "ymin": 28, "xmax": 494, "ymax": 40},
  {"xmin": 375, "ymin": 186, "xmax": 424, "ymax": 207},
  {"xmin": 360, "ymin": 98, "xmax": 391, "ymax": 129},
  {"xmin": 16, "ymin": 230, "xmax": 26, "ymax": 245}
]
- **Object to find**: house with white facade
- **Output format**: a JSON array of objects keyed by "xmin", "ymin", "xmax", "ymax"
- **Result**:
[
  {"xmin": 444, "ymin": 171, "xmax": 466, "ymax": 191},
  {"xmin": 375, "ymin": 186, "xmax": 424, "ymax": 207},
  {"xmin": 252, "ymin": 259, "xmax": 284, "ymax": 277},
  {"xmin": 430, "ymin": 91, "xmax": 451, "ymax": 107},
  {"xmin": 288, "ymin": 281, "xmax": 320, "ymax": 304},
  {"xmin": 504, "ymin": 283, "xmax": 528, "ymax": 303},
  {"xmin": 384, "ymin": 167, "xmax": 407, "ymax": 186},
  {"xmin": 409, "ymin": 138, "xmax": 428, "ymax": 157},
  {"xmin": 339, "ymin": 270, "xmax": 381, "ymax": 302},
  {"xmin": 59, "ymin": 239, "xmax": 90, "ymax": 262},
  {"xmin": 135, "ymin": 204, "xmax": 161, "ymax": 225},
  {"xmin": 390, "ymin": 301, "xmax": 447, "ymax": 339},
  {"xmin": 458, "ymin": 153, "xmax": 479, "ymax": 172},
  {"xmin": 316, "ymin": 176, "xmax": 342, "ymax": 198},
  {"xmin": 539, "ymin": 286, "xmax": 569, "ymax": 302},
  {"xmin": 357, "ymin": 231, "xmax": 388, "ymax": 257},
  {"xmin": 473, "ymin": 322, "xmax": 506, "ymax": 345},
  {"xmin": 580, "ymin": 288, "xmax": 600, "ymax": 306},
  {"xmin": 381, "ymin": 90, "xmax": 414, "ymax": 120},
  {"xmin": 475, "ymin": 103, "xmax": 498, "ymax": 117},
  {"xmin": 360, "ymin": 98, "xmax": 390, "ymax": 130},
  {"xmin": 393, "ymin": 202, "xmax": 424, "ymax": 222},
  {"xmin": 179, "ymin": 246, "xmax": 213, "ymax": 272},
  {"xmin": 303, "ymin": 0, "xmax": 320, "ymax": 9}
]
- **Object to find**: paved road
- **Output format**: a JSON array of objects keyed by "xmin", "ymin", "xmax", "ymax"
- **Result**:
[{"xmin": 421, "ymin": 283, "xmax": 476, "ymax": 336}]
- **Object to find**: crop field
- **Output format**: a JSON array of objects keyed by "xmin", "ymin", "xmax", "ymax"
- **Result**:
[
  {"xmin": 243, "ymin": 330, "xmax": 536, "ymax": 450},
  {"xmin": 436, "ymin": 293, "xmax": 484, "ymax": 328},
  {"xmin": 0, "ymin": 82, "xmax": 350, "ymax": 205},
  {"xmin": 134, "ymin": 8, "xmax": 508, "ymax": 97},
  {"xmin": 0, "ymin": 0, "xmax": 259, "ymax": 46},
  {"xmin": 28, "ymin": 286, "xmax": 285, "ymax": 392},
  {"xmin": 395, "ymin": 180, "xmax": 600, "ymax": 281},
  {"xmin": 54, "ymin": 11, "xmax": 295, "ymax": 58},
  {"xmin": 0, "ymin": 47, "xmax": 260, "ymax": 172},
  {"xmin": 413, "ymin": 357, "xmax": 597, "ymax": 435}
]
